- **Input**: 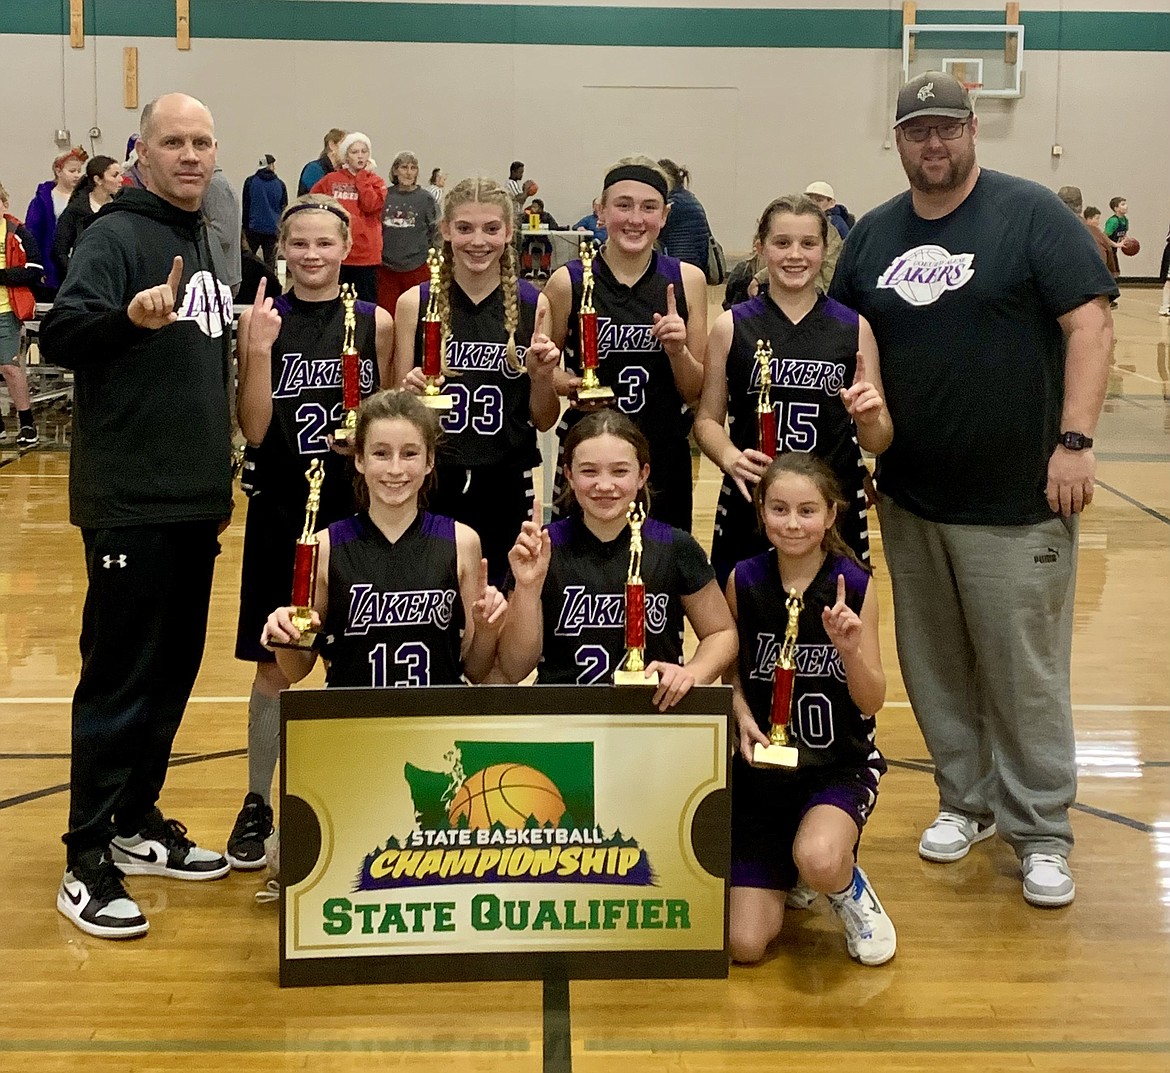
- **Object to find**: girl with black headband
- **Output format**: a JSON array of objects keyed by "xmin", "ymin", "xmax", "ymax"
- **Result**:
[
  {"xmin": 225, "ymin": 193, "xmax": 394, "ymax": 872},
  {"xmin": 544, "ymin": 155, "xmax": 708, "ymax": 533}
]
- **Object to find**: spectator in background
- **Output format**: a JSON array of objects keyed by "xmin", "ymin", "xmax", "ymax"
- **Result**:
[
  {"xmin": 53, "ymin": 155, "xmax": 121, "ymax": 283},
  {"xmin": 122, "ymin": 134, "xmax": 145, "ymax": 189},
  {"xmin": 298, "ymin": 128, "xmax": 346, "ymax": 196},
  {"xmin": 25, "ymin": 146, "xmax": 87, "ymax": 298},
  {"xmin": 506, "ymin": 161, "xmax": 526, "ymax": 208},
  {"xmin": 377, "ymin": 150, "xmax": 438, "ymax": 315},
  {"xmin": 525, "ymin": 198, "xmax": 559, "ymax": 230},
  {"xmin": 1082, "ymin": 207, "xmax": 1115, "ymax": 270},
  {"xmin": 425, "ymin": 168, "xmax": 446, "ymax": 208},
  {"xmin": 657, "ymin": 157, "xmax": 712, "ymax": 271},
  {"xmin": 242, "ymin": 154, "xmax": 288, "ymax": 269},
  {"xmin": 311, "ymin": 132, "xmax": 386, "ymax": 303},
  {"xmin": 204, "ymin": 163, "xmax": 243, "ymax": 296},
  {"xmin": 573, "ymin": 198, "xmax": 607, "ymax": 245},
  {"xmin": 805, "ymin": 181, "xmax": 854, "ymax": 238},
  {"xmin": 0, "ymin": 181, "xmax": 42, "ymax": 448}
]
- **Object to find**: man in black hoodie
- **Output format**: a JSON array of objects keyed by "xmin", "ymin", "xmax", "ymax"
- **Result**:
[{"xmin": 41, "ymin": 92, "xmax": 235, "ymax": 940}]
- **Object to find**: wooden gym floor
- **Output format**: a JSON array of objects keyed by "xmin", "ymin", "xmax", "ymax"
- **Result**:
[{"xmin": 0, "ymin": 286, "xmax": 1167, "ymax": 1072}]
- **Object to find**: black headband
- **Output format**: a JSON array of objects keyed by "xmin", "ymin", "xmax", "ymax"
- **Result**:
[
  {"xmin": 283, "ymin": 201, "xmax": 350, "ymax": 226},
  {"xmin": 602, "ymin": 165, "xmax": 668, "ymax": 202}
]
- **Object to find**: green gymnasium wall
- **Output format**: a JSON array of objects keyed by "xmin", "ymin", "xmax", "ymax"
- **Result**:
[{"xmin": 2, "ymin": 3, "xmax": 1167, "ymax": 51}]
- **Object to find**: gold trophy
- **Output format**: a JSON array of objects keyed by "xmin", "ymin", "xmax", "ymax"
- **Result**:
[
  {"xmin": 333, "ymin": 284, "xmax": 361, "ymax": 445},
  {"xmin": 268, "ymin": 459, "xmax": 325, "ymax": 650},
  {"xmin": 753, "ymin": 589, "xmax": 802, "ymax": 768},
  {"xmin": 575, "ymin": 240, "xmax": 615, "ymax": 405},
  {"xmin": 613, "ymin": 502, "xmax": 660, "ymax": 686},
  {"xmin": 755, "ymin": 339, "xmax": 778, "ymax": 456},
  {"xmin": 420, "ymin": 248, "xmax": 454, "ymax": 410}
]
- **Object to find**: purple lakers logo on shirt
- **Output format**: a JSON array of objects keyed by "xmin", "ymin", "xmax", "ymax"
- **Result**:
[
  {"xmin": 749, "ymin": 633, "xmax": 845, "ymax": 683},
  {"xmin": 177, "ymin": 271, "xmax": 234, "ymax": 338},
  {"xmin": 345, "ymin": 585, "xmax": 457, "ymax": 636},
  {"xmin": 555, "ymin": 585, "xmax": 669, "ymax": 637},
  {"xmin": 876, "ymin": 245, "xmax": 974, "ymax": 307},
  {"xmin": 749, "ymin": 357, "xmax": 845, "ymax": 396},
  {"xmin": 445, "ymin": 340, "xmax": 526, "ymax": 379},
  {"xmin": 274, "ymin": 352, "xmax": 376, "ymax": 398}
]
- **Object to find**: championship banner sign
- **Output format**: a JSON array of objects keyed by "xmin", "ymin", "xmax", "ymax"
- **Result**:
[{"xmin": 279, "ymin": 685, "xmax": 731, "ymax": 987}]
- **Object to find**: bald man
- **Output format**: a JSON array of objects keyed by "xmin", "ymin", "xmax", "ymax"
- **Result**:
[{"xmin": 41, "ymin": 93, "xmax": 235, "ymax": 939}]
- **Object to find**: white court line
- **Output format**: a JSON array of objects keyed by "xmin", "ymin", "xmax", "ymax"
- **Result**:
[{"xmin": 1, "ymin": 698, "xmax": 1168, "ymax": 712}]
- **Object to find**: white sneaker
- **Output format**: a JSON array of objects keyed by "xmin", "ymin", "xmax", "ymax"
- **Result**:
[
  {"xmin": 918, "ymin": 811, "xmax": 997, "ymax": 862},
  {"xmin": 111, "ymin": 811, "xmax": 229, "ymax": 880},
  {"xmin": 1158, "ymin": 306, "xmax": 1170, "ymax": 317},
  {"xmin": 1022, "ymin": 853, "xmax": 1075, "ymax": 907},
  {"xmin": 828, "ymin": 866, "xmax": 896, "ymax": 966},
  {"xmin": 57, "ymin": 849, "xmax": 149, "ymax": 939},
  {"xmin": 785, "ymin": 879, "xmax": 818, "ymax": 910}
]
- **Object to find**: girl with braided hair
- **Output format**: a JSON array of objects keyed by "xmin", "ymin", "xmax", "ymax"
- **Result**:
[{"xmin": 393, "ymin": 177, "xmax": 561, "ymax": 585}]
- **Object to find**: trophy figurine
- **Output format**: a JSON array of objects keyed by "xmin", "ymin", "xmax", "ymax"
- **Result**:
[
  {"xmin": 333, "ymin": 284, "xmax": 361, "ymax": 446},
  {"xmin": 613, "ymin": 502, "xmax": 660, "ymax": 686},
  {"xmin": 753, "ymin": 588, "xmax": 803, "ymax": 768},
  {"xmin": 575, "ymin": 240, "xmax": 615, "ymax": 405},
  {"xmin": 755, "ymin": 339, "xmax": 777, "ymax": 457},
  {"xmin": 268, "ymin": 459, "xmax": 326, "ymax": 650},
  {"xmin": 420, "ymin": 248, "xmax": 454, "ymax": 411}
]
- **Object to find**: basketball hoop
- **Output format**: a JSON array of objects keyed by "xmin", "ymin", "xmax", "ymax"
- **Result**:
[{"xmin": 963, "ymin": 82, "xmax": 984, "ymax": 107}]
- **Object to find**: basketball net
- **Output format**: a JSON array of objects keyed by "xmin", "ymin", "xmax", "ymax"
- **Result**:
[{"xmin": 963, "ymin": 82, "xmax": 984, "ymax": 109}]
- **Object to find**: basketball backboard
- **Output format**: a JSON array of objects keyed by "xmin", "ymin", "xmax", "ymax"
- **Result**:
[{"xmin": 903, "ymin": 23, "xmax": 1025, "ymax": 99}]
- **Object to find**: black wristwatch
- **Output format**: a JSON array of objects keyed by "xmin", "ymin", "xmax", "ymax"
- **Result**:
[{"xmin": 1059, "ymin": 431, "xmax": 1094, "ymax": 451}]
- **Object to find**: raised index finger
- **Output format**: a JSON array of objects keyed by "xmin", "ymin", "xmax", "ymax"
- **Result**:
[
  {"xmin": 531, "ymin": 487, "xmax": 542, "ymax": 524},
  {"xmin": 478, "ymin": 557, "xmax": 489, "ymax": 594},
  {"xmin": 853, "ymin": 350, "xmax": 866, "ymax": 386},
  {"xmin": 253, "ymin": 276, "xmax": 268, "ymax": 309},
  {"xmin": 666, "ymin": 283, "xmax": 677, "ymax": 317},
  {"xmin": 166, "ymin": 255, "xmax": 184, "ymax": 299},
  {"xmin": 533, "ymin": 303, "xmax": 547, "ymax": 338},
  {"xmin": 836, "ymin": 572, "xmax": 846, "ymax": 605}
]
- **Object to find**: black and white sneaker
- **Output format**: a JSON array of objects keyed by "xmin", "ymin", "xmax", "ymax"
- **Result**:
[
  {"xmin": 57, "ymin": 848, "xmax": 149, "ymax": 939},
  {"xmin": 226, "ymin": 792, "xmax": 275, "ymax": 871},
  {"xmin": 15, "ymin": 426, "xmax": 39, "ymax": 449},
  {"xmin": 111, "ymin": 811, "xmax": 230, "ymax": 880}
]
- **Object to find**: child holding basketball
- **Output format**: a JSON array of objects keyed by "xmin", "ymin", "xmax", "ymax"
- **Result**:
[
  {"xmin": 725, "ymin": 452, "xmax": 894, "ymax": 967},
  {"xmin": 498, "ymin": 410, "xmax": 736, "ymax": 709},
  {"xmin": 544, "ymin": 155, "xmax": 708, "ymax": 532},
  {"xmin": 227, "ymin": 194, "xmax": 394, "ymax": 870},
  {"xmin": 694, "ymin": 194, "xmax": 891, "ymax": 587},
  {"xmin": 393, "ymin": 177, "xmax": 561, "ymax": 586},
  {"xmin": 262, "ymin": 390, "xmax": 507, "ymax": 687}
]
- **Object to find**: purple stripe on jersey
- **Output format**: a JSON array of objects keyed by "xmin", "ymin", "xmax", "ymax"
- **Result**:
[
  {"xmin": 274, "ymin": 295, "xmax": 294, "ymax": 316},
  {"xmin": 731, "ymin": 295, "xmax": 768, "ymax": 323},
  {"xmin": 828, "ymin": 553, "xmax": 870, "ymax": 602},
  {"xmin": 642, "ymin": 518, "xmax": 674, "ymax": 546},
  {"xmin": 822, "ymin": 296, "xmax": 859, "ymax": 328},
  {"xmin": 355, "ymin": 299, "xmax": 378, "ymax": 318},
  {"xmin": 421, "ymin": 511, "xmax": 456, "ymax": 543},
  {"xmin": 566, "ymin": 260, "xmax": 583, "ymax": 286},
  {"xmin": 656, "ymin": 252, "xmax": 684, "ymax": 286},
  {"xmin": 735, "ymin": 550, "xmax": 772, "ymax": 590},
  {"xmin": 328, "ymin": 515, "xmax": 364, "ymax": 547},
  {"xmin": 517, "ymin": 279, "xmax": 541, "ymax": 308},
  {"xmin": 547, "ymin": 518, "xmax": 575, "ymax": 547}
]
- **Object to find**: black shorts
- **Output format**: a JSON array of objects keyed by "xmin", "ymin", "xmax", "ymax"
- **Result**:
[
  {"xmin": 235, "ymin": 492, "xmax": 302, "ymax": 663},
  {"xmin": 428, "ymin": 462, "xmax": 534, "ymax": 589},
  {"xmin": 729, "ymin": 754, "xmax": 882, "ymax": 891}
]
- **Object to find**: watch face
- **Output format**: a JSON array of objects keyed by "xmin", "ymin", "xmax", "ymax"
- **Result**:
[{"xmin": 1061, "ymin": 432, "xmax": 1092, "ymax": 450}]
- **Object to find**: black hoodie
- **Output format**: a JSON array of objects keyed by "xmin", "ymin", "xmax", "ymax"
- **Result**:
[{"xmin": 40, "ymin": 187, "xmax": 233, "ymax": 529}]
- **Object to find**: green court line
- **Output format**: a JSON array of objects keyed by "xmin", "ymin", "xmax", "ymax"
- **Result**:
[
  {"xmin": 2, "ymin": 3, "xmax": 1167, "ymax": 50},
  {"xmin": 0, "ymin": 1039, "xmax": 529, "ymax": 1053},
  {"xmin": 583, "ymin": 1039, "xmax": 1170, "ymax": 1053}
]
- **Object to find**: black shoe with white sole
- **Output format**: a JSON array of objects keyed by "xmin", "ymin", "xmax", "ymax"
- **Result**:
[
  {"xmin": 111, "ymin": 810, "xmax": 230, "ymax": 880},
  {"xmin": 226, "ymin": 792, "xmax": 275, "ymax": 871},
  {"xmin": 57, "ymin": 848, "xmax": 149, "ymax": 939}
]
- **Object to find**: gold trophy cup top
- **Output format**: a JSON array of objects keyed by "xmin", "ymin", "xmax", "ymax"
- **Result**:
[
  {"xmin": 341, "ymin": 283, "xmax": 357, "ymax": 355},
  {"xmin": 755, "ymin": 338, "xmax": 773, "ymax": 413},
  {"xmin": 424, "ymin": 247, "xmax": 442, "ymax": 322},
  {"xmin": 777, "ymin": 587, "xmax": 803, "ymax": 672},
  {"xmin": 626, "ymin": 501, "xmax": 645, "ymax": 584},
  {"xmin": 579, "ymin": 239, "xmax": 595, "ymax": 315},
  {"xmin": 300, "ymin": 459, "xmax": 326, "ymax": 543}
]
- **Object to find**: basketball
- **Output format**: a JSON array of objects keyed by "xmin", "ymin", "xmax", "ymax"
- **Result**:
[
  {"xmin": 1121, "ymin": 237, "xmax": 1140, "ymax": 256},
  {"xmin": 446, "ymin": 764, "xmax": 566, "ymax": 829},
  {"xmin": 522, "ymin": 179, "xmax": 538, "ymax": 196}
]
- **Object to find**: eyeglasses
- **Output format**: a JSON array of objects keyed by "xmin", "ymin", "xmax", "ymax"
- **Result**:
[{"xmin": 900, "ymin": 121, "xmax": 968, "ymax": 143}]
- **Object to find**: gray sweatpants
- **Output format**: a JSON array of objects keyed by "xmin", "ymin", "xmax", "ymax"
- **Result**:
[{"xmin": 877, "ymin": 497, "xmax": 1079, "ymax": 859}]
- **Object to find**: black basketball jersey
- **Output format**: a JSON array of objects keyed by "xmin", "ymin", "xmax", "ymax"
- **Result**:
[
  {"xmin": 414, "ymin": 279, "xmax": 541, "ymax": 469},
  {"xmin": 734, "ymin": 549, "xmax": 883, "ymax": 770},
  {"xmin": 320, "ymin": 511, "xmax": 465, "ymax": 688},
  {"xmin": 713, "ymin": 294, "xmax": 870, "ymax": 575},
  {"xmin": 259, "ymin": 293, "xmax": 379, "ymax": 518},
  {"xmin": 536, "ymin": 514, "xmax": 714, "ymax": 685}
]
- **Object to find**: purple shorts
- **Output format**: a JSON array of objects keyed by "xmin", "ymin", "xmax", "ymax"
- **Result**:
[{"xmin": 730, "ymin": 754, "xmax": 884, "ymax": 891}]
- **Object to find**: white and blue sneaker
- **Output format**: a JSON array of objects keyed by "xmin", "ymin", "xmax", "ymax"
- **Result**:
[
  {"xmin": 57, "ymin": 848, "xmax": 149, "ymax": 939},
  {"xmin": 828, "ymin": 866, "xmax": 897, "ymax": 966},
  {"xmin": 111, "ymin": 810, "xmax": 229, "ymax": 880}
]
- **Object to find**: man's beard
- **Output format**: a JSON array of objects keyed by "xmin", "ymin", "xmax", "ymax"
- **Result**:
[{"xmin": 904, "ymin": 142, "xmax": 977, "ymax": 194}]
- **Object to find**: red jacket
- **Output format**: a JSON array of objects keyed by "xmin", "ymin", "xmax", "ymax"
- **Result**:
[
  {"xmin": 310, "ymin": 167, "xmax": 387, "ymax": 266},
  {"xmin": 2, "ymin": 214, "xmax": 41, "ymax": 321}
]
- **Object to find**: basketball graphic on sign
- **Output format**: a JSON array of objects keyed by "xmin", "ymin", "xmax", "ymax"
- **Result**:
[{"xmin": 447, "ymin": 764, "xmax": 566, "ymax": 828}]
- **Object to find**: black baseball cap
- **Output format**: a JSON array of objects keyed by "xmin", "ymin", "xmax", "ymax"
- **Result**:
[{"xmin": 895, "ymin": 71, "xmax": 974, "ymax": 127}]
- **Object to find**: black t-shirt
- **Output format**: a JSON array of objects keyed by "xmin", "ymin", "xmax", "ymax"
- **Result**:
[
  {"xmin": 259, "ymin": 293, "xmax": 379, "ymax": 519},
  {"xmin": 829, "ymin": 169, "xmax": 1118, "ymax": 525},
  {"xmin": 536, "ymin": 514, "xmax": 714, "ymax": 685},
  {"xmin": 413, "ymin": 279, "xmax": 540, "ymax": 469},
  {"xmin": 320, "ymin": 511, "xmax": 465, "ymax": 688}
]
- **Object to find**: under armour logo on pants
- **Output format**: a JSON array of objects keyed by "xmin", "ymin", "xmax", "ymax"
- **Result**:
[{"xmin": 102, "ymin": 555, "xmax": 127, "ymax": 569}]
